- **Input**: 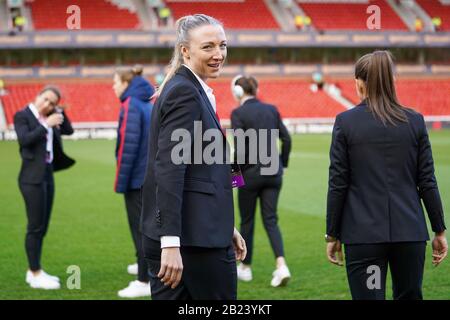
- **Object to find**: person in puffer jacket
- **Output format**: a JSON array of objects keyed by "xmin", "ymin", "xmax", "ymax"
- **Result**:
[{"xmin": 112, "ymin": 64, "xmax": 154, "ymax": 298}]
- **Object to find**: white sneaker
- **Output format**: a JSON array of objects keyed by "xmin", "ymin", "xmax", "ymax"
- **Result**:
[
  {"xmin": 127, "ymin": 263, "xmax": 138, "ymax": 275},
  {"xmin": 27, "ymin": 272, "xmax": 60, "ymax": 290},
  {"xmin": 118, "ymin": 280, "xmax": 151, "ymax": 298},
  {"xmin": 237, "ymin": 263, "xmax": 253, "ymax": 282},
  {"xmin": 271, "ymin": 265, "xmax": 291, "ymax": 287},
  {"xmin": 26, "ymin": 270, "xmax": 60, "ymax": 284}
]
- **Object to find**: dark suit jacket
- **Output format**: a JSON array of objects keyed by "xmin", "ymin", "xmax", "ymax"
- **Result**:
[
  {"xmin": 327, "ymin": 101, "xmax": 446, "ymax": 244},
  {"xmin": 14, "ymin": 106, "xmax": 75, "ymax": 184},
  {"xmin": 141, "ymin": 66, "xmax": 234, "ymax": 248},
  {"xmin": 230, "ymin": 98, "xmax": 291, "ymax": 177}
]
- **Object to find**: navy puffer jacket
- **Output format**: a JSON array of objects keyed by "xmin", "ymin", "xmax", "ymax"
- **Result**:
[{"xmin": 114, "ymin": 76, "xmax": 154, "ymax": 193}]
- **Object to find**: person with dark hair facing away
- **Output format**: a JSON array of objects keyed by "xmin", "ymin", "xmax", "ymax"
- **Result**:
[
  {"xmin": 113, "ymin": 64, "xmax": 154, "ymax": 298},
  {"xmin": 14, "ymin": 86, "xmax": 75, "ymax": 290},
  {"xmin": 230, "ymin": 75, "xmax": 292, "ymax": 287},
  {"xmin": 326, "ymin": 51, "xmax": 448, "ymax": 300}
]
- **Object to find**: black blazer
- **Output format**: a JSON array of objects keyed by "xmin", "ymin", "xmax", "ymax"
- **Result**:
[
  {"xmin": 14, "ymin": 106, "xmax": 75, "ymax": 184},
  {"xmin": 327, "ymin": 101, "xmax": 446, "ymax": 244},
  {"xmin": 230, "ymin": 98, "xmax": 291, "ymax": 177},
  {"xmin": 141, "ymin": 66, "xmax": 234, "ymax": 248}
]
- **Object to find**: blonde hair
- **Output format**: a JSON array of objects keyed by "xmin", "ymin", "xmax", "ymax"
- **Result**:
[
  {"xmin": 115, "ymin": 64, "xmax": 144, "ymax": 83},
  {"xmin": 155, "ymin": 14, "xmax": 223, "ymax": 96}
]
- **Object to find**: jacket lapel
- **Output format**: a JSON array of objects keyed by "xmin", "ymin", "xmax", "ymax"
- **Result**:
[
  {"xmin": 177, "ymin": 66, "xmax": 224, "ymax": 136},
  {"xmin": 25, "ymin": 105, "xmax": 41, "ymax": 128},
  {"xmin": 198, "ymin": 88, "xmax": 223, "ymax": 132}
]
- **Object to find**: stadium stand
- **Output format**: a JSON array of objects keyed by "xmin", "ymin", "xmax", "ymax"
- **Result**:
[
  {"xmin": 28, "ymin": 0, "xmax": 140, "ymax": 30},
  {"xmin": 164, "ymin": 0, "xmax": 280, "ymax": 30},
  {"xmin": 337, "ymin": 78, "xmax": 450, "ymax": 116},
  {"xmin": 211, "ymin": 79, "xmax": 346, "ymax": 118},
  {"xmin": 297, "ymin": 0, "xmax": 408, "ymax": 31},
  {"xmin": 416, "ymin": 0, "xmax": 450, "ymax": 31},
  {"xmin": 2, "ymin": 78, "xmax": 449, "ymax": 127},
  {"xmin": 0, "ymin": 79, "xmax": 346, "ymax": 125}
]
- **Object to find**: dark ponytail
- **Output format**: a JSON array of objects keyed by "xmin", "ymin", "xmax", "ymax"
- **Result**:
[{"xmin": 355, "ymin": 50, "xmax": 408, "ymax": 126}]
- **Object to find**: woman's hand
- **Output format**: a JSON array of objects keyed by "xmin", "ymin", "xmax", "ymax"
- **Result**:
[
  {"xmin": 432, "ymin": 231, "xmax": 448, "ymax": 267},
  {"xmin": 159, "ymin": 247, "xmax": 183, "ymax": 289},
  {"xmin": 326, "ymin": 240, "xmax": 344, "ymax": 266},
  {"xmin": 233, "ymin": 228, "xmax": 247, "ymax": 261}
]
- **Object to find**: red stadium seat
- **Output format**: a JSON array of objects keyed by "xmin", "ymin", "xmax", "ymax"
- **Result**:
[
  {"xmin": 0, "ymin": 79, "xmax": 346, "ymax": 125},
  {"xmin": 29, "ymin": 0, "xmax": 139, "ymax": 30},
  {"xmin": 1, "ymin": 81, "xmax": 119, "ymax": 123},
  {"xmin": 2, "ymin": 78, "xmax": 449, "ymax": 126},
  {"xmin": 298, "ymin": 0, "xmax": 408, "ymax": 31},
  {"xmin": 337, "ymin": 78, "xmax": 450, "ymax": 116},
  {"xmin": 165, "ymin": 0, "xmax": 280, "ymax": 30},
  {"xmin": 211, "ymin": 79, "xmax": 346, "ymax": 119}
]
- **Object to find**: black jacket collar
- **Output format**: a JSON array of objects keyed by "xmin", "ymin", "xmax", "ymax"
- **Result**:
[
  {"xmin": 176, "ymin": 65, "xmax": 223, "ymax": 133},
  {"xmin": 242, "ymin": 97, "xmax": 259, "ymax": 106},
  {"xmin": 176, "ymin": 65, "xmax": 203, "ymax": 91},
  {"xmin": 24, "ymin": 105, "xmax": 41, "ymax": 127}
]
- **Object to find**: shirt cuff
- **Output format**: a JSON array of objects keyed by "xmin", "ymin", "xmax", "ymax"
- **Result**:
[
  {"xmin": 160, "ymin": 236, "xmax": 180, "ymax": 248},
  {"xmin": 41, "ymin": 121, "xmax": 49, "ymax": 129}
]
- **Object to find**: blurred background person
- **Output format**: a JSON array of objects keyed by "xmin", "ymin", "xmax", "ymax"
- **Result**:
[
  {"xmin": 432, "ymin": 16, "xmax": 442, "ymax": 32},
  {"xmin": 231, "ymin": 75, "xmax": 292, "ymax": 287},
  {"xmin": 14, "ymin": 13, "xmax": 26, "ymax": 32},
  {"xmin": 112, "ymin": 65, "xmax": 154, "ymax": 298},
  {"xmin": 14, "ymin": 86, "xmax": 75, "ymax": 290},
  {"xmin": 326, "ymin": 51, "xmax": 448, "ymax": 300},
  {"xmin": 415, "ymin": 17, "xmax": 424, "ymax": 32},
  {"xmin": 0, "ymin": 78, "xmax": 7, "ymax": 96},
  {"xmin": 294, "ymin": 15, "xmax": 304, "ymax": 30},
  {"xmin": 310, "ymin": 71, "xmax": 324, "ymax": 92},
  {"xmin": 158, "ymin": 6, "xmax": 171, "ymax": 27}
]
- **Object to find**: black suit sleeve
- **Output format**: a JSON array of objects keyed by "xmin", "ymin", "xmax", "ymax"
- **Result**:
[
  {"xmin": 326, "ymin": 115, "xmax": 350, "ymax": 239},
  {"xmin": 277, "ymin": 112, "xmax": 291, "ymax": 168},
  {"xmin": 14, "ymin": 111, "xmax": 47, "ymax": 148},
  {"xmin": 155, "ymin": 85, "xmax": 202, "ymax": 237},
  {"xmin": 60, "ymin": 111, "xmax": 74, "ymax": 135},
  {"xmin": 417, "ymin": 115, "xmax": 446, "ymax": 233}
]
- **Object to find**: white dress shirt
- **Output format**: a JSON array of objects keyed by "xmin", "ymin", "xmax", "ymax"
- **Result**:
[
  {"xmin": 182, "ymin": 64, "xmax": 216, "ymax": 113},
  {"xmin": 29, "ymin": 103, "xmax": 53, "ymax": 163}
]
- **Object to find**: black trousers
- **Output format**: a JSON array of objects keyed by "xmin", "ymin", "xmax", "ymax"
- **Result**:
[
  {"xmin": 143, "ymin": 236, "xmax": 237, "ymax": 300},
  {"xmin": 19, "ymin": 164, "xmax": 54, "ymax": 271},
  {"xmin": 124, "ymin": 189, "xmax": 149, "ymax": 283},
  {"xmin": 344, "ymin": 242, "xmax": 426, "ymax": 300},
  {"xmin": 238, "ymin": 175, "xmax": 285, "ymax": 265}
]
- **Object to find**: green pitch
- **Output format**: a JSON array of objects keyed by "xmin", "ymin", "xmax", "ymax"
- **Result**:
[{"xmin": 0, "ymin": 132, "xmax": 449, "ymax": 300}]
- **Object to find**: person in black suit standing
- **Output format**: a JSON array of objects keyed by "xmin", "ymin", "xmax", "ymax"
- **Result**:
[
  {"xmin": 141, "ymin": 14, "xmax": 246, "ymax": 300},
  {"xmin": 14, "ymin": 86, "xmax": 75, "ymax": 290},
  {"xmin": 230, "ymin": 75, "xmax": 292, "ymax": 287},
  {"xmin": 326, "ymin": 51, "xmax": 447, "ymax": 300}
]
